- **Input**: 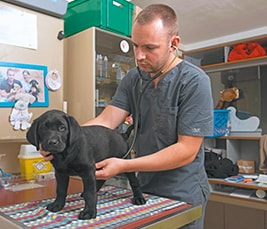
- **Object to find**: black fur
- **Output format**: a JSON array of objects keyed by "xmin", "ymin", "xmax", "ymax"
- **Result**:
[{"xmin": 26, "ymin": 110, "xmax": 146, "ymax": 220}]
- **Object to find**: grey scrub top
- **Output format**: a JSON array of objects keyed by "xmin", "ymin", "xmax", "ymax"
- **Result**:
[{"xmin": 110, "ymin": 60, "xmax": 213, "ymax": 205}]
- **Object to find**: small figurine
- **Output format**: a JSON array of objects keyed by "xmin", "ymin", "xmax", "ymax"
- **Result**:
[
  {"xmin": 10, "ymin": 92, "xmax": 36, "ymax": 130},
  {"xmin": 215, "ymin": 86, "xmax": 239, "ymax": 109}
]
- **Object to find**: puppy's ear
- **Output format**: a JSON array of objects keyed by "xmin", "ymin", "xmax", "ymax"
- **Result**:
[
  {"xmin": 26, "ymin": 119, "xmax": 40, "ymax": 150},
  {"xmin": 65, "ymin": 114, "xmax": 81, "ymax": 145}
]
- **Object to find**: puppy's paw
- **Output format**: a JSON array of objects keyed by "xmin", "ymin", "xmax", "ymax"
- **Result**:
[
  {"xmin": 78, "ymin": 209, "xmax": 97, "ymax": 220},
  {"xmin": 132, "ymin": 195, "xmax": 146, "ymax": 205},
  {"xmin": 46, "ymin": 201, "xmax": 65, "ymax": 212}
]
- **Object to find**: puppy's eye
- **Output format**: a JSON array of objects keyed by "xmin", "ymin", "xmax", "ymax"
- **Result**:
[{"xmin": 58, "ymin": 125, "xmax": 66, "ymax": 132}]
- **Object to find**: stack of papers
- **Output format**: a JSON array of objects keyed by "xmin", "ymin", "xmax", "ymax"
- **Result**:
[{"xmin": 256, "ymin": 174, "xmax": 267, "ymax": 186}]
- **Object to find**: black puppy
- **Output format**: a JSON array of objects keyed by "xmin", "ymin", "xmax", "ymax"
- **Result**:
[{"xmin": 26, "ymin": 110, "xmax": 146, "ymax": 220}]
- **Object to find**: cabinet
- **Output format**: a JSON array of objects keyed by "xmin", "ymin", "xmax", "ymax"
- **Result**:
[
  {"xmin": 205, "ymin": 198, "xmax": 267, "ymax": 229},
  {"xmin": 205, "ymin": 179, "xmax": 267, "ymax": 229},
  {"xmin": 64, "ymin": 27, "xmax": 135, "ymax": 124},
  {"xmin": 185, "ymin": 36, "xmax": 267, "ymax": 228}
]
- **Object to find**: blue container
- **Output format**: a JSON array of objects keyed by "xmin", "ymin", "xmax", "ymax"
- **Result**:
[{"xmin": 206, "ymin": 109, "xmax": 230, "ymax": 138}]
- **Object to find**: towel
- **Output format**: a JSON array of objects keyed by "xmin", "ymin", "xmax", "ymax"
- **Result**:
[{"xmin": 259, "ymin": 135, "xmax": 267, "ymax": 173}]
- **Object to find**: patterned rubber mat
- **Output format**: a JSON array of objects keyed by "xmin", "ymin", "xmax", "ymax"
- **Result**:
[{"xmin": 0, "ymin": 185, "xmax": 191, "ymax": 228}]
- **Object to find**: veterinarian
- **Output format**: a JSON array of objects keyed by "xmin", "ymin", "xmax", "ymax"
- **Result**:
[{"xmin": 41, "ymin": 4, "xmax": 213, "ymax": 229}]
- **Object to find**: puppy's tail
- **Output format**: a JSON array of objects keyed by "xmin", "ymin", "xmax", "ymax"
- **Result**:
[{"xmin": 121, "ymin": 124, "xmax": 134, "ymax": 140}]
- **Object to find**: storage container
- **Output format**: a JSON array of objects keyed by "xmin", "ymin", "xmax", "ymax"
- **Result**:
[
  {"xmin": 237, "ymin": 160, "xmax": 255, "ymax": 174},
  {"xmin": 206, "ymin": 109, "xmax": 230, "ymax": 138},
  {"xmin": 63, "ymin": 0, "xmax": 134, "ymax": 37},
  {"xmin": 18, "ymin": 144, "xmax": 52, "ymax": 180}
]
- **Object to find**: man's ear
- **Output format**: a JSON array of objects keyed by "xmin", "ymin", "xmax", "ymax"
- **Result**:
[
  {"xmin": 170, "ymin": 35, "xmax": 180, "ymax": 51},
  {"xmin": 26, "ymin": 119, "xmax": 40, "ymax": 150}
]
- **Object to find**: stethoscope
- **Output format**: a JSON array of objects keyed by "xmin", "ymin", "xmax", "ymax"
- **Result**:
[{"xmin": 123, "ymin": 46, "xmax": 179, "ymax": 158}]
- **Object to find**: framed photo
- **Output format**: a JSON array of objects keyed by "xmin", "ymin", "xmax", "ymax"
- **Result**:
[{"xmin": 0, "ymin": 62, "xmax": 49, "ymax": 107}]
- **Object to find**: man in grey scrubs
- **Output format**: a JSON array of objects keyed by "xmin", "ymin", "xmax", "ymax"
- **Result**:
[
  {"xmin": 86, "ymin": 4, "xmax": 213, "ymax": 229},
  {"xmin": 42, "ymin": 4, "xmax": 213, "ymax": 229}
]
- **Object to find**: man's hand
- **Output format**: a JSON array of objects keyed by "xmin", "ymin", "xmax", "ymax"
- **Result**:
[
  {"xmin": 39, "ymin": 146, "xmax": 54, "ymax": 161},
  {"xmin": 95, "ymin": 158, "xmax": 125, "ymax": 180}
]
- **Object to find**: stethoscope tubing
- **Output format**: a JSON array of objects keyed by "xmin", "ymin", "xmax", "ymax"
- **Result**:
[
  {"xmin": 122, "ymin": 48, "xmax": 179, "ymax": 159},
  {"xmin": 123, "ymin": 67, "xmax": 162, "ymax": 158}
]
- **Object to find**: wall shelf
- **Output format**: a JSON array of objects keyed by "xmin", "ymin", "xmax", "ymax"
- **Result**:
[
  {"xmin": 183, "ymin": 35, "xmax": 267, "ymax": 69},
  {"xmin": 219, "ymin": 136, "xmax": 261, "ymax": 141}
]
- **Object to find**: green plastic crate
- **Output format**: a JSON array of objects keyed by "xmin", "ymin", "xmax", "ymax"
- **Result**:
[{"xmin": 63, "ymin": 0, "xmax": 134, "ymax": 37}]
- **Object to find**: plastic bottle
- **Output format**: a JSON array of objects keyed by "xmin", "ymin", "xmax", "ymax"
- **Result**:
[
  {"xmin": 103, "ymin": 56, "xmax": 108, "ymax": 78},
  {"xmin": 96, "ymin": 54, "xmax": 99, "ymax": 77},
  {"xmin": 95, "ymin": 89, "xmax": 99, "ymax": 107},
  {"xmin": 96, "ymin": 54, "xmax": 103, "ymax": 78}
]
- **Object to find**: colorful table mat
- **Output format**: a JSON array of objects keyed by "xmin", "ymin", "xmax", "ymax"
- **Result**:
[{"xmin": 0, "ymin": 185, "xmax": 191, "ymax": 229}]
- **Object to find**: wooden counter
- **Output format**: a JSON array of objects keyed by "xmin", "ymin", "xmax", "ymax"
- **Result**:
[
  {"xmin": 205, "ymin": 178, "xmax": 267, "ymax": 229},
  {"xmin": 208, "ymin": 178, "xmax": 267, "ymax": 209},
  {"xmin": 0, "ymin": 177, "xmax": 201, "ymax": 228}
]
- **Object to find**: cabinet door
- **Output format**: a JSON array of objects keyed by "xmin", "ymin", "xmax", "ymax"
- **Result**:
[
  {"xmin": 225, "ymin": 204, "xmax": 265, "ymax": 229},
  {"xmin": 204, "ymin": 200, "xmax": 224, "ymax": 229},
  {"xmin": 65, "ymin": 27, "xmax": 135, "ymax": 124},
  {"xmin": 95, "ymin": 28, "xmax": 135, "ymax": 116}
]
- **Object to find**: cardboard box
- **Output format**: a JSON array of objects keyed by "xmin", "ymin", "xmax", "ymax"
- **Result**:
[{"xmin": 237, "ymin": 160, "xmax": 255, "ymax": 174}]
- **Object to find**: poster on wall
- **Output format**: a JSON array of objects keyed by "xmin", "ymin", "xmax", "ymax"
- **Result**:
[
  {"xmin": 0, "ymin": 62, "xmax": 49, "ymax": 107},
  {"xmin": 0, "ymin": 4, "xmax": 37, "ymax": 49}
]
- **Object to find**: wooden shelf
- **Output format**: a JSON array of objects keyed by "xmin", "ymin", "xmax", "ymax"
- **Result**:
[
  {"xmin": 0, "ymin": 138, "xmax": 27, "ymax": 143},
  {"xmin": 218, "ymin": 136, "xmax": 261, "ymax": 140},
  {"xmin": 208, "ymin": 178, "xmax": 267, "ymax": 211},
  {"xmin": 183, "ymin": 35, "xmax": 267, "ymax": 69},
  {"xmin": 209, "ymin": 178, "xmax": 267, "ymax": 191},
  {"xmin": 185, "ymin": 35, "xmax": 267, "ymax": 54},
  {"xmin": 208, "ymin": 192, "xmax": 267, "ymax": 211},
  {"xmin": 202, "ymin": 56, "xmax": 267, "ymax": 73}
]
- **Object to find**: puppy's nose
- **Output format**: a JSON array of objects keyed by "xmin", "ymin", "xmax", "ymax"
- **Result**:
[{"xmin": 48, "ymin": 139, "xmax": 59, "ymax": 146}]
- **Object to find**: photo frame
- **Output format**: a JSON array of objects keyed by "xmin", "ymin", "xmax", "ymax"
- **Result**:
[{"xmin": 0, "ymin": 62, "xmax": 49, "ymax": 107}]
